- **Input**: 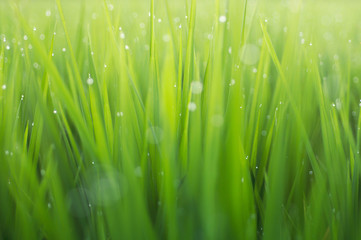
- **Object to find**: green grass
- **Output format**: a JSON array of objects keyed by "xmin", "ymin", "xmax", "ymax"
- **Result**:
[{"xmin": 1, "ymin": 0, "xmax": 361, "ymax": 239}]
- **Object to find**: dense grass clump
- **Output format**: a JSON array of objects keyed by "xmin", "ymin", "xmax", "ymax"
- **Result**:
[{"xmin": 1, "ymin": 0, "xmax": 361, "ymax": 239}]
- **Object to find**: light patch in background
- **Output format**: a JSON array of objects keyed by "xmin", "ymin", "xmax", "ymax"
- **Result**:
[
  {"xmin": 211, "ymin": 114, "xmax": 224, "ymax": 127},
  {"xmin": 146, "ymin": 126, "xmax": 164, "ymax": 145},
  {"xmin": 66, "ymin": 188, "xmax": 92, "ymax": 218},
  {"xmin": 240, "ymin": 44, "xmax": 260, "ymax": 66},
  {"xmin": 85, "ymin": 165, "xmax": 128, "ymax": 207},
  {"xmin": 191, "ymin": 81, "xmax": 203, "ymax": 94}
]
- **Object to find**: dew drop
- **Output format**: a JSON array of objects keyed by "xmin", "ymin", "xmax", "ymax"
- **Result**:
[
  {"xmin": 219, "ymin": 15, "xmax": 227, "ymax": 23},
  {"xmin": 87, "ymin": 74, "xmax": 94, "ymax": 85}
]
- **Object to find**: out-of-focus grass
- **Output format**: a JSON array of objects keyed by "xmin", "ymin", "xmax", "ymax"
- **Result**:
[{"xmin": 1, "ymin": 0, "xmax": 361, "ymax": 239}]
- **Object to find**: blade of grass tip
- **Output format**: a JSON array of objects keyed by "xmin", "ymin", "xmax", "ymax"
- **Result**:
[
  {"xmin": 150, "ymin": 0, "xmax": 155, "ymax": 60},
  {"xmin": 164, "ymin": 0, "xmax": 177, "ymax": 50},
  {"xmin": 250, "ymin": 108, "xmax": 261, "ymax": 171},
  {"xmin": 246, "ymin": 41, "xmax": 268, "ymax": 153},
  {"xmin": 75, "ymin": 0, "xmax": 86, "ymax": 59},
  {"xmin": 89, "ymin": 84, "xmax": 111, "ymax": 162},
  {"xmin": 41, "ymin": 27, "xmax": 57, "ymax": 100},
  {"xmin": 14, "ymin": 3, "xmax": 101, "ymax": 155},
  {"xmin": 176, "ymin": 30, "xmax": 183, "ymax": 135},
  {"xmin": 179, "ymin": 86, "xmax": 193, "ymax": 173},
  {"xmin": 308, "ymin": 50, "xmax": 357, "ymax": 155},
  {"xmin": 240, "ymin": 0, "xmax": 248, "ymax": 46},
  {"xmin": 260, "ymin": 20, "xmax": 322, "ymax": 180},
  {"xmin": 14, "ymin": 26, "xmax": 97, "ymax": 165},
  {"xmin": 55, "ymin": 0, "xmax": 93, "ymax": 130},
  {"xmin": 182, "ymin": 0, "xmax": 196, "ymax": 114},
  {"xmin": 147, "ymin": 0, "xmax": 161, "ymax": 128}
]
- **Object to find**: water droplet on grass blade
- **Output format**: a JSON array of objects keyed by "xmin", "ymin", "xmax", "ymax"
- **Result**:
[
  {"xmin": 219, "ymin": 15, "xmax": 227, "ymax": 23},
  {"xmin": 87, "ymin": 74, "xmax": 94, "ymax": 85},
  {"xmin": 107, "ymin": 3, "xmax": 114, "ymax": 11}
]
